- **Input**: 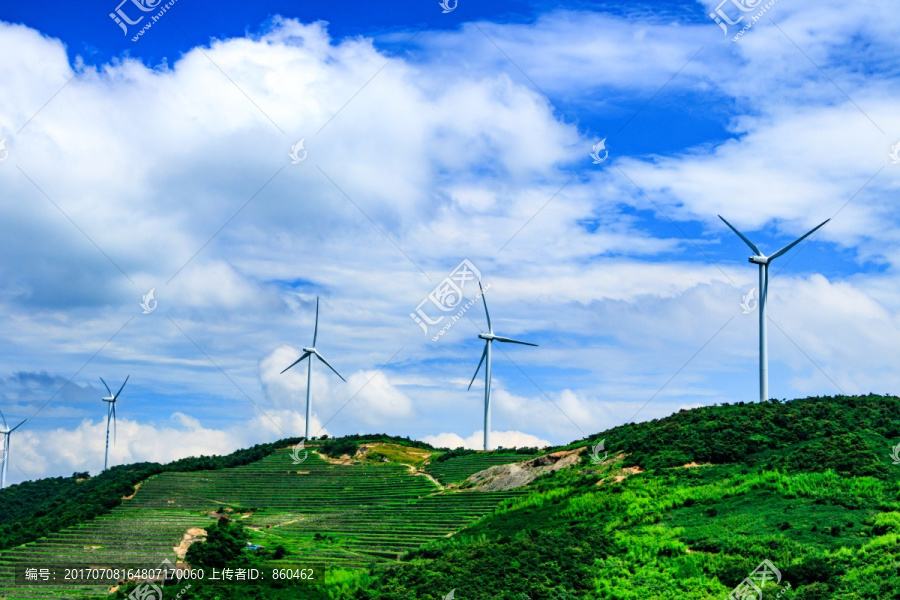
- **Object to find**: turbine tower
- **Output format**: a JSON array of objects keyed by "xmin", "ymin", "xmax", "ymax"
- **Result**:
[
  {"xmin": 281, "ymin": 297, "xmax": 346, "ymax": 440},
  {"xmin": 468, "ymin": 280, "xmax": 537, "ymax": 451},
  {"xmin": 718, "ymin": 215, "xmax": 830, "ymax": 402},
  {"xmin": 100, "ymin": 376, "xmax": 129, "ymax": 471},
  {"xmin": 0, "ymin": 408, "xmax": 27, "ymax": 489}
]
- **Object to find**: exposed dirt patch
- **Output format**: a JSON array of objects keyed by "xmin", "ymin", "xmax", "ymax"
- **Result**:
[
  {"xmin": 83, "ymin": 545, "xmax": 102, "ymax": 550},
  {"xmin": 462, "ymin": 448, "xmax": 586, "ymax": 491},
  {"xmin": 173, "ymin": 527, "xmax": 207, "ymax": 560},
  {"xmin": 122, "ymin": 483, "xmax": 142, "ymax": 500},
  {"xmin": 315, "ymin": 450, "xmax": 355, "ymax": 465},
  {"xmin": 595, "ymin": 464, "xmax": 643, "ymax": 485},
  {"xmin": 679, "ymin": 462, "xmax": 711, "ymax": 469}
]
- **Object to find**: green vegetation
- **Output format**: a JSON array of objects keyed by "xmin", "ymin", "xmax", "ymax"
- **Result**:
[
  {"xmin": 184, "ymin": 517, "xmax": 251, "ymax": 569},
  {"xmin": 339, "ymin": 394, "xmax": 900, "ymax": 599},
  {"xmin": 2, "ymin": 394, "xmax": 900, "ymax": 599},
  {"xmin": 426, "ymin": 451, "xmax": 542, "ymax": 485},
  {"xmin": 0, "ymin": 438, "xmax": 301, "ymax": 551},
  {"xmin": 0, "ymin": 441, "xmax": 521, "ymax": 599}
]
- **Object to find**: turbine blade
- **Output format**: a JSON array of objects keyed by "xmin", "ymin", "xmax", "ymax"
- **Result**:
[
  {"xmin": 112, "ymin": 404, "xmax": 117, "ymax": 446},
  {"xmin": 315, "ymin": 352, "xmax": 346, "ymax": 382},
  {"xmin": 718, "ymin": 215, "xmax": 762, "ymax": 256},
  {"xmin": 115, "ymin": 375, "xmax": 129, "ymax": 399},
  {"xmin": 280, "ymin": 352, "xmax": 311, "ymax": 374},
  {"xmin": 313, "ymin": 297, "xmax": 319, "ymax": 347},
  {"xmin": 768, "ymin": 218, "xmax": 831, "ymax": 261},
  {"xmin": 9, "ymin": 419, "xmax": 27, "ymax": 433},
  {"xmin": 468, "ymin": 345, "xmax": 488, "ymax": 390},
  {"xmin": 0, "ymin": 407, "xmax": 7, "ymax": 430},
  {"xmin": 100, "ymin": 377, "xmax": 112, "ymax": 397},
  {"xmin": 493, "ymin": 335, "xmax": 538, "ymax": 347},
  {"xmin": 478, "ymin": 279, "xmax": 492, "ymax": 333}
]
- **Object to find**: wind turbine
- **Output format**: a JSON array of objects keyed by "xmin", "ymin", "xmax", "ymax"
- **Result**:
[
  {"xmin": 468, "ymin": 280, "xmax": 537, "ymax": 451},
  {"xmin": 100, "ymin": 376, "xmax": 129, "ymax": 471},
  {"xmin": 281, "ymin": 297, "xmax": 346, "ymax": 440},
  {"xmin": 718, "ymin": 215, "xmax": 830, "ymax": 402},
  {"xmin": 0, "ymin": 408, "xmax": 26, "ymax": 489}
]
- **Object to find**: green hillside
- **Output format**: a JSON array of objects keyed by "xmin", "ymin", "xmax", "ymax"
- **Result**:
[
  {"xmin": 426, "ymin": 450, "xmax": 542, "ymax": 485},
  {"xmin": 1, "ymin": 395, "xmax": 898, "ymax": 599}
]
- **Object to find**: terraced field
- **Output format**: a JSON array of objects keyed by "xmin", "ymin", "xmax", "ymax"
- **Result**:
[
  {"xmin": 425, "ymin": 452, "xmax": 540, "ymax": 484},
  {"xmin": 0, "ymin": 447, "xmax": 526, "ymax": 599}
]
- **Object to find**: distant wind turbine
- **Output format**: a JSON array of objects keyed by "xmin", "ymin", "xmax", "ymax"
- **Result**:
[
  {"xmin": 0, "ymin": 408, "xmax": 26, "ymax": 489},
  {"xmin": 718, "ymin": 215, "xmax": 830, "ymax": 402},
  {"xmin": 281, "ymin": 297, "xmax": 346, "ymax": 440},
  {"xmin": 468, "ymin": 280, "xmax": 537, "ymax": 451},
  {"xmin": 100, "ymin": 376, "xmax": 129, "ymax": 471}
]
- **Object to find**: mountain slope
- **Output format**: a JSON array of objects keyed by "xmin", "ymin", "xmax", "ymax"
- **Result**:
[
  {"xmin": 1, "ymin": 395, "xmax": 898, "ymax": 600},
  {"xmin": 335, "ymin": 395, "xmax": 900, "ymax": 600}
]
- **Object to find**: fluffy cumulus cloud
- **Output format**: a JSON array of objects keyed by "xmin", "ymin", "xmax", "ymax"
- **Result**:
[
  {"xmin": 259, "ymin": 345, "xmax": 414, "ymax": 429},
  {"xmin": 1, "ymin": 1, "xmax": 900, "ymax": 483}
]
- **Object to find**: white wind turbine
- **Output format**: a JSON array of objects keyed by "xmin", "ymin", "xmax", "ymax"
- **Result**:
[
  {"xmin": 468, "ymin": 280, "xmax": 537, "ymax": 451},
  {"xmin": 718, "ymin": 215, "xmax": 830, "ymax": 402},
  {"xmin": 281, "ymin": 297, "xmax": 346, "ymax": 440},
  {"xmin": 0, "ymin": 408, "xmax": 27, "ymax": 489},
  {"xmin": 100, "ymin": 376, "xmax": 129, "ymax": 471}
]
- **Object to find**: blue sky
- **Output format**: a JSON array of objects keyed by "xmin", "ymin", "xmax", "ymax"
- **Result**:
[{"xmin": 1, "ymin": 0, "xmax": 898, "ymax": 483}]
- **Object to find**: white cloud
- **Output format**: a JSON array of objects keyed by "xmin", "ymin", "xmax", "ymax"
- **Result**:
[
  {"xmin": 421, "ymin": 430, "xmax": 551, "ymax": 450},
  {"xmin": 1, "ymin": 2, "xmax": 899, "ymax": 482}
]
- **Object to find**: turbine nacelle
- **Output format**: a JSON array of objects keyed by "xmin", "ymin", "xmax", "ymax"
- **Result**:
[
  {"xmin": 469, "ymin": 279, "xmax": 538, "ymax": 451},
  {"xmin": 280, "ymin": 297, "xmax": 347, "ymax": 440},
  {"xmin": 719, "ymin": 214, "xmax": 830, "ymax": 403},
  {"xmin": 99, "ymin": 375, "xmax": 129, "ymax": 471}
]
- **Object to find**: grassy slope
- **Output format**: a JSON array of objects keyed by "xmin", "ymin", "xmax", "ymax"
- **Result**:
[
  {"xmin": 4, "ymin": 396, "xmax": 900, "ymax": 599},
  {"xmin": 335, "ymin": 395, "xmax": 900, "ymax": 600},
  {"xmin": 0, "ymin": 439, "xmax": 525, "ymax": 600},
  {"xmin": 0, "ymin": 438, "xmax": 303, "ymax": 551}
]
